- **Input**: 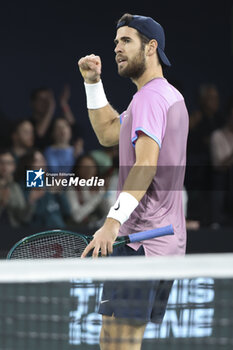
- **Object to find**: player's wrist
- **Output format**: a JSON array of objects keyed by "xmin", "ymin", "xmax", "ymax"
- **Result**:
[
  {"xmin": 84, "ymin": 79, "xmax": 108, "ymax": 109},
  {"xmin": 105, "ymin": 217, "xmax": 121, "ymax": 229},
  {"xmin": 107, "ymin": 192, "xmax": 139, "ymax": 225},
  {"xmin": 84, "ymin": 77, "xmax": 100, "ymax": 84}
]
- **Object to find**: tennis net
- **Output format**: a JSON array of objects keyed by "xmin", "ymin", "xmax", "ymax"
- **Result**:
[{"xmin": 0, "ymin": 253, "xmax": 233, "ymax": 350}]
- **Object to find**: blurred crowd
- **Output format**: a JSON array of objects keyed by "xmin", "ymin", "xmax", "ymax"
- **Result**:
[
  {"xmin": 185, "ymin": 84, "xmax": 233, "ymax": 228},
  {"xmin": 0, "ymin": 85, "xmax": 119, "ymax": 231},
  {"xmin": 0, "ymin": 83, "xmax": 232, "ymax": 232}
]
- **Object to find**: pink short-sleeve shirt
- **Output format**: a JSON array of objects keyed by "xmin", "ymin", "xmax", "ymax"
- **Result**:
[{"xmin": 118, "ymin": 78, "xmax": 189, "ymax": 256}]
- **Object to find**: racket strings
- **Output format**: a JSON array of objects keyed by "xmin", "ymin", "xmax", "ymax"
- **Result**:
[{"xmin": 10, "ymin": 233, "xmax": 88, "ymax": 259}]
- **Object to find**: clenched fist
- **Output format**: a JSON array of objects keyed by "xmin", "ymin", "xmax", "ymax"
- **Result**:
[{"xmin": 78, "ymin": 54, "xmax": 102, "ymax": 84}]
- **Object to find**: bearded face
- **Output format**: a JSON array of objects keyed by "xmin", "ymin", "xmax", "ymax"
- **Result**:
[
  {"xmin": 117, "ymin": 45, "xmax": 147, "ymax": 80},
  {"xmin": 115, "ymin": 26, "xmax": 148, "ymax": 81}
]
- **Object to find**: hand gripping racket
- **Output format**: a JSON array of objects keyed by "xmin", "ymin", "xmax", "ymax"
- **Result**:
[{"xmin": 7, "ymin": 225, "xmax": 174, "ymax": 259}]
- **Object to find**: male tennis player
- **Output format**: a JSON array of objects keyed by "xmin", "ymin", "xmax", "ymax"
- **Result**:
[{"xmin": 78, "ymin": 13, "xmax": 188, "ymax": 350}]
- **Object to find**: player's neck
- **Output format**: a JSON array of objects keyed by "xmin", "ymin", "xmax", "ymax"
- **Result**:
[{"xmin": 133, "ymin": 65, "xmax": 164, "ymax": 90}]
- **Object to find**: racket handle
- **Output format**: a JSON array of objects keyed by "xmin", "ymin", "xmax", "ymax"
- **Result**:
[{"xmin": 129, "ymin": 225, "xmax": 174, "ymax": 243}]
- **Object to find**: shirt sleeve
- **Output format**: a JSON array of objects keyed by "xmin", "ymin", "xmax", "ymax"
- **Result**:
[
  {"xmin": 131, "ymin": 91, "xmax": 167, "ymax": 148},
  {"xmin": 119, "ymin": 112, "xmax": 125, "ymax": 125}
]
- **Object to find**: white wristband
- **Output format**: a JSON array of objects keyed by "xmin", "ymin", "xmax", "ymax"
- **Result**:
[
  {"xmin": 107, "ymin": 192, "xmax": 139, "ymax": 225},
  {"xmin": 84, "ymin": 80, "xmax": 108, "ymax": 109}
]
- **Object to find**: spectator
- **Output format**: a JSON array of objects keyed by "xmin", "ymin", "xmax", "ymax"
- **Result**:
[
  {"xmin": 59, "ymin": 83, "xmax": 84, "ymax": 159},
  {"xmin": 189, "ymin": 84, "xmax": 221, "ymax": 128},
  {"xmin": 59, "ymin": 83, "xmax": 76, "ymax": 126},
  {"xmin": 29, "ymin": 87, "xmax": 56, "ymax": 149},
  {"xmin": 183, "ymin": 187, "xmax": 200, "ymax": 230},
  {"xmin": 210, "ymin": 95, "xmax": 233, "ymax": 226},
  {"xmin": 91, "ymin": 146, "xmax": 119, "ymax": 207},
  {"xmin": 91, "ymin": 148, "xmax": 113, "ymax": 176},
  {"xmin": 10, "ymin": 119, "xmax": 35, "ymax": 162},
  {"xmin": 0, "ymin": 149, "xmax": 30, "ymax": 227},
  {"xmin": 44, "ymin": 117, "xmax": 83, "ymax": 173},
  {"xmin": 15, "ymin": 149, "xmax": 71, "ymax": 229},
  {"xmin": 66, "ymin": 153, "xmax": 110, "ymax": 228},
  {"xmin": 0, "ymin": 108, "xmax": 12, "ymax": 148},
  {"xmin": 29, "ymin": 85, "xmax": 84, "ymax": 151},
  {"xmin": 185, "ymin": 84, "xmax": 223, "ymax": 224}
]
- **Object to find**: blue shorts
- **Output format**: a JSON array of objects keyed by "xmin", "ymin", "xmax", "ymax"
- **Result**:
[{"xmin": 98, "ymin": 244, "xmax": 173, "ymax": 324}]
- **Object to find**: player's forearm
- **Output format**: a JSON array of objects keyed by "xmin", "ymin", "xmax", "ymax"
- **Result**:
[
  {"xmin": 83, "ymin": 79, "xmax": 120, "ymax": 146},
  {"xmin": 106, "ymin": 163, "xmax": 157, "ymax": 226},
  {"xmin": 122, "ymin": 163, "xmax": 157, "ymax": 202},
  {"xmin": 88, "ymin": 104, "xmax": 120, "ymax": 146},
  {"xmin": 123, "ymin": 134, "xmax": 159, "ymax": 202},
  {"xmin": 107, "ymin": 135, "xmax": 159, "ymax": 226}
]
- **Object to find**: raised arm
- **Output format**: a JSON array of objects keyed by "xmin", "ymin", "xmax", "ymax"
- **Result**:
[
  {"xmin": 35, "ymin": 90, "xmax": 56, "ymax": 138},
  {"xmin": 78, "ymin": 54, "xmax": 120, "ymax": 147}
]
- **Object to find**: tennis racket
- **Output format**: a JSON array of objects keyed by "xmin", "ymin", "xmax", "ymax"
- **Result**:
[{"xmin": 7, "ymin": 225, "xmax": 174, "ymax": 259}]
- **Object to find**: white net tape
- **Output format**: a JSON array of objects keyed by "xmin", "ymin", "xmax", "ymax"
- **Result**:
[{"xmin": 1, "ymin": 253, "xmax": 233, "ymax": 283}]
